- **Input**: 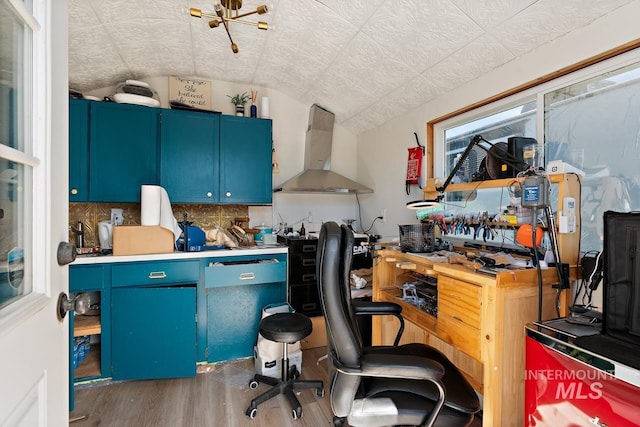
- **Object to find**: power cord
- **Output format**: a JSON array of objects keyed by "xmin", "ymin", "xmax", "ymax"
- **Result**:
[{"xmin": 364, "ymin": 216, "xmax": 384, "ymax": 233}]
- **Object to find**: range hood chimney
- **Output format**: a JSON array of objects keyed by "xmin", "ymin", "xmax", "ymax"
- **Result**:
[{"xmin": 273, "ymin": 104, "xmax": 373, "ymax": 194}]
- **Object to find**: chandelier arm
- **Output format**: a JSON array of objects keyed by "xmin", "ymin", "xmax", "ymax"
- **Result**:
[
  {"xmin": 221, "ymin": 19, "xmax": 235, "ymax": 44},
  {"xmin": 199, "ymin": 12, "xmax": 217, "ymax": 19},
  {"xmin": 222, "ymin": 17, "xmax": 264, "ymax": 28},
  {"xmin": 233, "ymin": 9, "xmax": 261, "ymax": 19}
]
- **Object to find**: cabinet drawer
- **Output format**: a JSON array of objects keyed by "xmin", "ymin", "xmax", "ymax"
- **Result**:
[
  {"xmin": 437, "ymin": 313, "xmax": 481, "ymax": 360},
  {"xmin": 437, "ymin": 276, "xmax": 481, "ymax": 328},
  {"xmin": 112, "ymin": 260, "xmax": 200, "ymax": 287},
  {"xmin": 289, "ymin": 284, "xmax": 322, "ymax": 316},
  {"xmin": 205, "ymin": 260, "xmax": 286, "ymax": 288},
  {"xmin": 70, "ymin": 265, "xmax": 105, "ymax": 291}
]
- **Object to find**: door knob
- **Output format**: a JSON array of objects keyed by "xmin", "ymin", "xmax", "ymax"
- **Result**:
[
  {"xmin": 57, "ymin": 241, "xmax": 76, "ymax": 266},
  {"xmin": 57, "ymin": 292, "xmax": 90, "ymax": 321}
]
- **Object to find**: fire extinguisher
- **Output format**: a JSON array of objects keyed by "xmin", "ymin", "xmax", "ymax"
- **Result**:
[{"xmin": 406, "ymin": 132, "xmax": 425, "ymax": 195}]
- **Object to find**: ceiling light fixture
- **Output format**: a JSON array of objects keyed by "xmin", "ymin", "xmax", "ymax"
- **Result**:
[{"xmin": 189, "ymin": 1, "xmax": 271, "ymax": 54}]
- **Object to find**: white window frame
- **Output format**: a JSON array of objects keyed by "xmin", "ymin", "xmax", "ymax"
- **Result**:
[
  {"xmin": 434, "ymin": 47, "xmax": 640, "ymax": 179},
  {"xmin": 0, "ymin": 0, "xmax": 49, "ymax": 331}
]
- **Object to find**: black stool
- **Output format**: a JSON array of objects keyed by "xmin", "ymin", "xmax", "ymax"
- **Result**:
[{"xmin": 246, "ymin": 312, "xmax": 324, "ymax": 420}]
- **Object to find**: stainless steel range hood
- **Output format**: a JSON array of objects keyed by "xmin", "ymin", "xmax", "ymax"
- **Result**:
[{"xmin": 273, "ymin": 104, "xmax": 373, "ymax": 194}]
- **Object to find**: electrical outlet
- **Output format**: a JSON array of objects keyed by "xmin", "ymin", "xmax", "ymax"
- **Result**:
[
  {"xmin": 111, "ymin": 208, "xmax": 124, "ymax": 225},
  {"xmin": 380, "ymin": 209, "xmax": 387, "ymax": 223}
]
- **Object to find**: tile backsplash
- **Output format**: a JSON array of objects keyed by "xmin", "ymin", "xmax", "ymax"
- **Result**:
[{"xmin": 69, "ymin": 203, "xmax": 248, "ymax": 248}]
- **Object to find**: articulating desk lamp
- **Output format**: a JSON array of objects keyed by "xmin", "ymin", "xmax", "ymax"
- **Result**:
[{"xmin": 406, "ymin": 134, "xmax": 532, "ymax": 209}]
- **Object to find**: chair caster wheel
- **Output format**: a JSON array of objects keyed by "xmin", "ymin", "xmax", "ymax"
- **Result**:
[
  {"xmin": 292, "ymin": 408, "xmax": 303, "ymax": 419},
  {"xmin": 316, "ymin": 387, "xmax": 325, "ymax": 397},
  {"xmin": 333, "ymin": 416, "xmax": 345, "ymax": 427},
  {"xmin": 246, "ymin": 407, "xmax": 257, "ymax": 419},
  {"xmin": 249, "ymin": 380, "xmax": 259, "ymax": 389}
]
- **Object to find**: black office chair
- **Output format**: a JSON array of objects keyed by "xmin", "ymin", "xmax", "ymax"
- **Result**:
[
  {"xmin": 246, "ymin": 312, "xmax": 324, "ymax": 420},
  {"xmin": 317, "ymin": 221, "xmax": 481, "ymax": 427}
]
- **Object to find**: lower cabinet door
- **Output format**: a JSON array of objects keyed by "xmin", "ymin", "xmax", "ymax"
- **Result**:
[
  {"xmin": 112, "ymin": 285, "xmax": 196, "ymax": 380},
  {"xmin": 206, "ymin": 282, "xmax": 284, "ymax": 362}
]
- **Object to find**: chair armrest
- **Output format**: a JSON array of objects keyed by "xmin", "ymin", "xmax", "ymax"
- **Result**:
[
  {"xmin": 353, "ymin": 301, "xmax": 404, "ymax": 346},
  {"xmin": 353, "ymin": 301, "xmax": 402, "ymax": 315}
]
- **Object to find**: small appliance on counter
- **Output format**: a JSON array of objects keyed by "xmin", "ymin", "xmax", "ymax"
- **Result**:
[
  {"xmin": 177, "ymin": 224, "xmax": 206, "ymax": 252},
  {"xmin": 98, "ymin": 221, "xmax": 113, "ymax": 250}
]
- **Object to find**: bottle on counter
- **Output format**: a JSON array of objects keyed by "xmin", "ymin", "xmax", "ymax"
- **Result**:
[{"xmin": 299, "ymin": 223, "xmax": 306, "ymax": 237}]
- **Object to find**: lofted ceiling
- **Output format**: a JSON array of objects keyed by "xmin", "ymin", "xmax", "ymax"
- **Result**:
[{"xmin": 68, "ymin": 0, "xmax": 632, "ymax": 133}]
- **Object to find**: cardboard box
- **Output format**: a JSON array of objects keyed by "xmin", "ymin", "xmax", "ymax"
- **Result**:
[
  {"xmin": 301, "ymin": 316, "xmax": 327, "ymax": 349},
  {"xmin": 254, "ymin": 346, "xmax": 302, "ymax": 379},
  {"xmin": 112, "ymin": 225, "xmax": 175, "ymax": 256}
]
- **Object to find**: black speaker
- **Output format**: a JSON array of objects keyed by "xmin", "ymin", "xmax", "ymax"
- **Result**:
[{"xmin": 507, "ymin": 137, "xmax": 537, "ymax": 177}]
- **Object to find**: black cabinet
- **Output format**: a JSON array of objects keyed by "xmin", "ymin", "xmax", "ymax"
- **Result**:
[{"xmin": 284, "ymin": 238, "xmax": 322, "ymax": 316}]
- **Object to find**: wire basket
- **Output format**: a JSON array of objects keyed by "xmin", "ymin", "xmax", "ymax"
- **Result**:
[{"xmin": 399, "ymin": 223, "xmax": 435, "ymax": 253}]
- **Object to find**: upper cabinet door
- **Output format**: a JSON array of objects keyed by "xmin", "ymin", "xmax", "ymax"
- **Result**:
[
  {"xmin": 219, "ymin": 116, "xmax": 272, "ymax": 204},
  {"xmin": 160, "ymin": 109, "xmax": 220, "ymax": 203},
  {"xmin": 69, "ymin": 99, "xmax": 90, "ymax": 202},
  {"xmin": 89, "ymin": 102, "xmax": 159, "ymax": 202}
]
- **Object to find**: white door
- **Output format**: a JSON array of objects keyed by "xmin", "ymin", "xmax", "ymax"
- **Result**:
[{"xmin": 0, "ymin": 0, "xmax": 69, "ymax": 425}]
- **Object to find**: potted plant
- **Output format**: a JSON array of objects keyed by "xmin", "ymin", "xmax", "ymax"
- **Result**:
[{"xmin": 228, "ymin": 92, "xmax": 250, "ymax": 116}]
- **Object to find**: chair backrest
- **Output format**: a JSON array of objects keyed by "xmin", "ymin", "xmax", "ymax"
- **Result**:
[
  {"xmin": 317, "ymin": 221, "xmax": 363, "ymax": 417},
  {"xmin": 339, "ymin": 224, "xmax": 361, "ymax": 338}
]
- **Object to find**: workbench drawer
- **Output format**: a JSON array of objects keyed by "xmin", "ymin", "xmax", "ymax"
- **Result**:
[
  {"xmin": 437, "ymin": 276, "xmax": 481, "ymax": 328},
  {"xmin": 437, "ymin": 313, "xmax": 481, "ymax": 360},
  {"xmin": 205, "ymin": 260, "xmax": 286, "ymax": 288}
]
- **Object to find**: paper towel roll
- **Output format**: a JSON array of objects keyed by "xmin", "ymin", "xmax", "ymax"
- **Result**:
[
  {"xmin": 140, "ymin": 185, "xmax": 182, "ymax": 241},
  {"xmin": 260, "ymin": 97, "xmax": 270, "ymax": 119},
  {"xmin": 141, "ymin": 185, "xmax": 162, "ymax": 225}
]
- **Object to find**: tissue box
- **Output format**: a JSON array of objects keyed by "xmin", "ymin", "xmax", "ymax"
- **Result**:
[{"xmin": 112, "ymin": 226, "xmax": 175, "ymax": 256}]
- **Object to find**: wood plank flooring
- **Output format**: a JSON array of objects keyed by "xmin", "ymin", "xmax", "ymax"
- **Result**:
[{"xmin": 70, "ymin": 347, "xmax": 338, "ymax": 427}]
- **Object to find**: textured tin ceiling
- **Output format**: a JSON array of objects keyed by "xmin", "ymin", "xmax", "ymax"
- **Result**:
[{"xmin": 68, "ymin": 0, "xmax": 632, "ymax": 133}]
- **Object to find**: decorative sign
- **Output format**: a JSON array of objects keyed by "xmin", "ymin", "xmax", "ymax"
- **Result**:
[{"xmin": 169, "ymin": 76, "xmax": 212, "ymax": 109}]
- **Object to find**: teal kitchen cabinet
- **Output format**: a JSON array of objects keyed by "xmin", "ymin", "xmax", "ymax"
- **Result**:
[
  {"xmin": 160, "ymin": 109, "xmax": 220, "ymax": 203},
  {"xmin": 110, "ymin": 260, "xmax": 199, "ymax": 380},
  {"xmin": 203, "ymin": 254, "xmax": 286, "ymax": 362},
  {"xmin": 69, "ymin": 264, "xmax": 110, "ymax": 410},
  {"xmin": 219, "ymin": 116, "xmax": 273, "ymax": 204},
  {"xmin": 88, "ymin": 102, "xmax": 159, "ymax": 202},
  {"xmin": 69, "ymin": 99, "xmax": 90, "ymax": 202}
]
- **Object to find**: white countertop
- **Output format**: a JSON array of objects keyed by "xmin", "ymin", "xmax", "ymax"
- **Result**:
[{"xmin": 71, "ymin": 245, "xmax": 288, "ymax": 265}]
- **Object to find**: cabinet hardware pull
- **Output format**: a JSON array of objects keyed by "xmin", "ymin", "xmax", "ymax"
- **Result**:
[
  {"xmin": 71, "ymin": 188, "xmax": 78, "ymax": 195},
  {"xmin": 239, "ymin": 272, "xmax": 255, "ymax": 280},
  {"xmin": 453, "ymin": 316, "xmax": 463, "ymax": 322},
  {"xmin": 148, "ymin": 271, "xmax": 167, "ymax": 279}
]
